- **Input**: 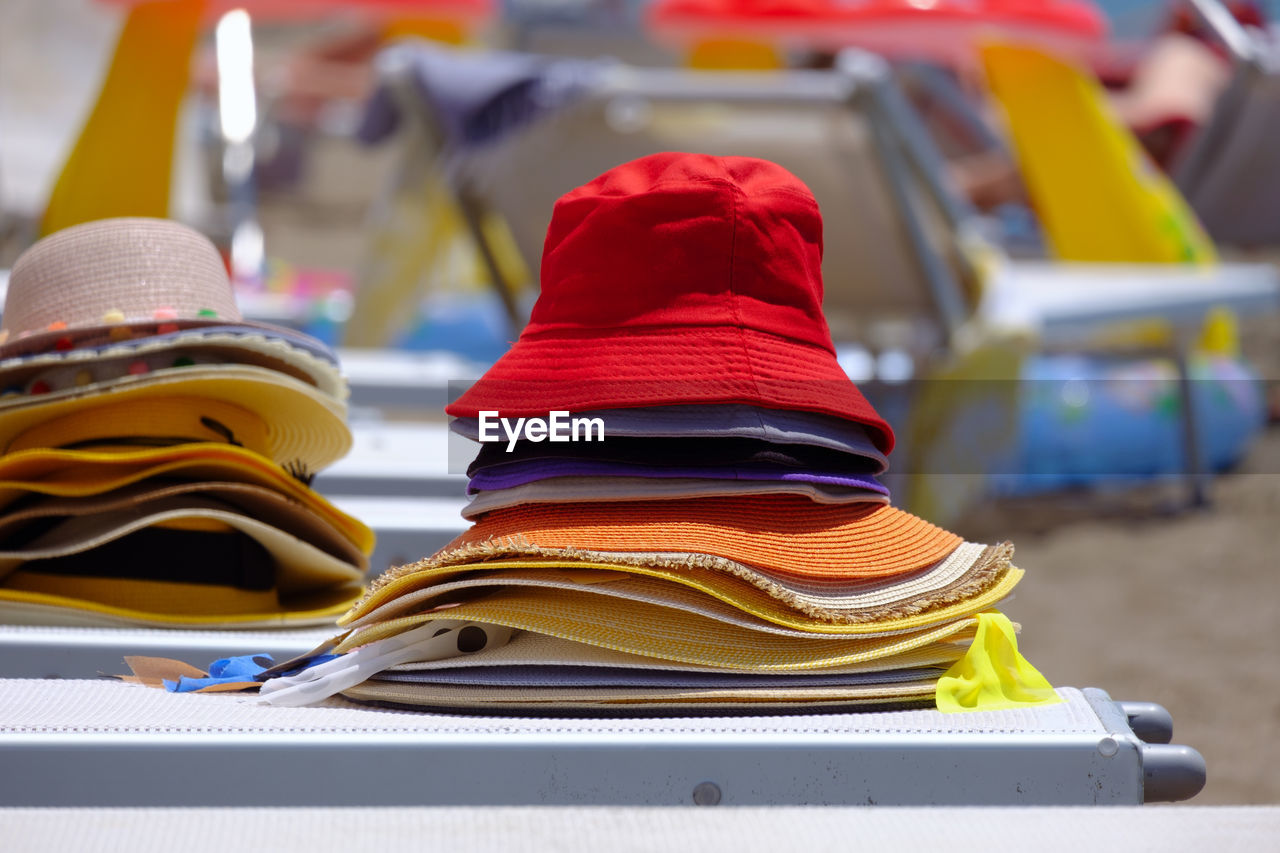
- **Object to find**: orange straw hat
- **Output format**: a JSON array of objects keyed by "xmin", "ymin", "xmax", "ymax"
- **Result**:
[{"xmin": 433, "ymin": 494, "xmax": 961, "ymax": 581}]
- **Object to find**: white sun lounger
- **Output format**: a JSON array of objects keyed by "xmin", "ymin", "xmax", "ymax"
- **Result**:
[
  {"xmin": 0, "ymin": 625, "xmax": 332, "ymax": 681},
  {"xmin": 2, "ymin": 803, "xmax": 1276, "ymax": 852},
  {"xmin": 0, "ymin": 679, "xmax": 1204, "ymax": 806},
  {"xmin": 362, "ymin": 45, "xmax": 1279, "ymax": 352}
]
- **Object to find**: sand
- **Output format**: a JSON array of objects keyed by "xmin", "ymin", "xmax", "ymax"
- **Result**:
[{"xmin": 956, "ymin": 424, "xmax": 1280, "ymax": 805}]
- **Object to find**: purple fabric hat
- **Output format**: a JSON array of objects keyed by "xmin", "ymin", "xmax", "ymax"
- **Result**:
[
  {"xmin": 467, "ymin": 458, "xmax": 888, "ymax": 495},
  {"xmin": 466, "ymin": 435, "xmax": 881, "ymax": 477}
]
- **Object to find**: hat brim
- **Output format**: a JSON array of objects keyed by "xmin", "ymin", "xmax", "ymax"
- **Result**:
[
  {"xmin": 467, "ymin": 459, "xmax": 888, "ymax": 494},
  {"xmin": 450, "ymin": 404, "xmax": 889, "ymax": 471},
  {"xmin": 0, "ymin": 497, "xmax": 366, "ymax": 591},
  {"xmin": 429, "ymin": 495, "xmax": 961, "ymax": 581},
  {"xmin": 337, "ymin": 587, "xmax": 982, "ymax": 670},
  {"xmin": 446, "ymin": 326, "xmax": 895, "ymax": 453},
  {"xmin": 0, "ymin": 316, "xmax": 331, "ymax": 363},
  {"xmin": 462, "ymin": 477, "xmax": 887, "ymax": 519},
  {"xmin": 341, "ymin": 678, "xmax": 939, "ymax": 714},
  {"xmin": 348, "ymin": 543, "xmax": 1011, "ymax": 628},
  {"xmin": 0, "ymin": 365, "xmax": 351, "ymax": 471},
  {"xmin": 391, "ymin": 629, "xmax": 969, "ymax": 676},
  {"xmin": 0, "ymin": 480, "xmax": 366, "ymax": 570},
  {"xmin": 0, "ymin": 327, "xmax": 345, "ymax": 400},
  {"xmin": 340, "ymin": 563, "xmax": 1021, "ymax": 641},
  {"xmin": 379, "ymin": 661, "xmax": 945, "ymax": 689},
  {"xmin": 0, "ymin": 581, "xmax": 363, "ymax": 629},
  {"xmin": 0, "ymin": 445, "xmax": 373, "ymax": 553}
]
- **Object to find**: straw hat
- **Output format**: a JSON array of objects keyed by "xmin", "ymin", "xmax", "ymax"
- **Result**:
[
  {"xmin": 0, "ymin": 480, "xmax": 368, "ymax": 575},
  {"xmin": 0, "ymin": 581, "xmax": 362, "ymax": 629},
  {"xmin": 347, "ymin": 542, "xmax": 1014, "ymax": 628},
  {"xmin": 0, "ymin": 444, "xmax": 374, "ymax": 552},
  {"xmin": 0, "ymin": 481, "xmax": 368, "ymax": 628},
  {"xmin": 388, "ymin": 630, "xmax": 966, "ymax": 676},
  {"xmin": 336, "ymin": 587, "xmax": 981, "ymax": 669},
  {"xmin": 335, "ymin": 562, "xmax": 1021, "ymax": 640},
  {"xmin": 446, "ymin": 153, "xmax": 894, "ymax": 453},
  {"xmin": 0, "ymin": 219, "xmax": 351, "ymax": 469},
  {"xmin": 427, "ymin": 495, "xmax": 962, "ymax": 581}
]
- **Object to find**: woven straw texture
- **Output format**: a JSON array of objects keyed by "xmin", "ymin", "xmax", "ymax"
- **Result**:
[
  {"xmin": 4, "ymin": 219, "xmax": 240, "ymax": 335},
  {"xmin": 350, "ymin": 542, "xmax": 1006, "ymax": 626},
  {"xmin": 336, "ymin": 589, "xmax": 983, "ymax": 670},
  {"xmin": 429, "ymin": 496, "xmax": 961, "ymax": 580}
]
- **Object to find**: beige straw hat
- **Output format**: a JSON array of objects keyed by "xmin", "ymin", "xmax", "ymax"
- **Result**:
[{"xmin": 0, "ymin": 219, "xmax": 351, "ymax": 469}]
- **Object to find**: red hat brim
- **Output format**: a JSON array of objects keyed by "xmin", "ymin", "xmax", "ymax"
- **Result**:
[{"xmin": 447, "ymin": 324, "xmax": 894, "ymax": 454}]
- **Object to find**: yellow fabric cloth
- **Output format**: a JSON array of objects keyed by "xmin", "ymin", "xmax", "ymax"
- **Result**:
[{"xmin": 935, "ymin": 611, "xmax": 1060, "ymax": 712}]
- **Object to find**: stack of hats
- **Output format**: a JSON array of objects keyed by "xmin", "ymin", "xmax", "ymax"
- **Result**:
[
  {"xmin": 262, "ymin": 154, "xmax": 1052, "ymax": 714},
  {"xmin": 0, "ymin": 218, "xmax": 371, "ymax": 628}
]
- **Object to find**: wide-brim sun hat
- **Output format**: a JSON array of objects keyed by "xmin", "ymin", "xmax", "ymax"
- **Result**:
[
  {"xmin": 0, "ymin": 480, "xmax": 368, "ymax": 574},
  {"xmin": 425, "ymin": 495, "xmax": 962, "ymax": 581},
  {"xmin": 0, "ymin": 371, "xmax": 350, "ymax": 471},
  {"xmin": 335, "ymin": 586, "xmax": 982, "ymax": 669},
  {"xmin": 0, "ymin": 444, "xmax": 374, "ymax": 551},
  {"xmin": 345, "ymin": 542, "xmax": 1012, "ymax": 627},
  {"xmin": 0, "ymin": 487, "xmax": 367, "ymax": 628},
  {"xmin": 338, "ymin": 559, "xmax": 1021, "ymax": 641},
  {"xmin": 0, "ymin": 580, "xmax": 363, "ymax": 629},
  {"xmin": 0, "ymin": 504, "xmax": 362, "ymax": 599},
  {"xmin": 390, "ymin": 630, "xmax": 968, "ymax": 677},
  {"xmin": 0, "ymin": 218, "xmax": 352, "ymax": 468},
  {"xmin": 446, "ymin": 153, "xmax": 894, "ymax": 454},
  {"xmin": 2, "ymin": 218, "xmax": 334, "ymax": 369},
  {"xmin": 0, "ymin": 325, "xmax": 344, "ymax": 400}
]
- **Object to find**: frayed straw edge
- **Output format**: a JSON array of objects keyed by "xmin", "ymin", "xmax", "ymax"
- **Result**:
[{"xmin": 352, "ymin": 538, "xmax": 1016, "ymax": 626}]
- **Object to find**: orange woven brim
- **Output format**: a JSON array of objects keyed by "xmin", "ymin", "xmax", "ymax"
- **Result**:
[{"xmin": 437, "ymin": 495, "xmax": 961, "ymax": 580}]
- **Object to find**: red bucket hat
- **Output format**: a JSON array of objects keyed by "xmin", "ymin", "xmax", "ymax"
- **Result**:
[{"xmin": 447, "ymin": 152, "xmax": 894, "ymax": 453}]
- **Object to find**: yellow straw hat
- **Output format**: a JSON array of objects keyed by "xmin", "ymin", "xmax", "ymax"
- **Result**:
[{"xmin": 344, "ymin": 543, "xmax": 1019, "ymax": 632}]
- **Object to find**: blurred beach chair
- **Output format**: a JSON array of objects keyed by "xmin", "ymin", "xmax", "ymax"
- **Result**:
[
  {"xmin": 977, "ymin": 37, "xmax": 1274, "ymax": 499},
  {"xmin": 979, "ymin": 41, "xmax": 1217, "ymax": 265},
  {"xmin": 355, "ymin": 43, "xmax": 1279, "ymax": 519},
  {"xmin": 1168, "ymin": 0, "xmax": 1280, "ymax": 247},
  {"xmin": 358, "ymin": 46, "xmax": 979, "ymax": 362}
]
